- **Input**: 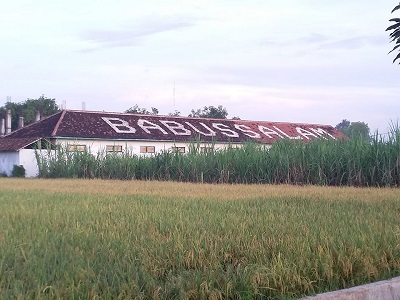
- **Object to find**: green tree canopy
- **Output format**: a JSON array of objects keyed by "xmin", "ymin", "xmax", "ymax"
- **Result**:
[
  {"xmin": 387, "ymin": 2, "xmax": 400, "ymax": 64},
  {"xmin": 335, "ymin": 119, "xmax": 370, "ymax": 141},
  {"xmin": 188, "ymin": 105, "xmax": 228, "ymax": 119},
  {"xmin": 335, "ymin": 119, "xmax": 351, "ymax": 132},
  {"xmin": 125, "ymin": 105, "xmax": 159, "ymax": 115},
  {"xmin": 0, "ymin": 95, "xmax": 59, "ymax": 131},
  {"xmin": 168, "ymin": 110, "xmax": 181, "ymax": 117}
]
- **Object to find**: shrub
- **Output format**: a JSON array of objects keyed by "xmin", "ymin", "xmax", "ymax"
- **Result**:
[{"xmin": 11, "ymin": 165, "xmax": 26, "ymax": 178}]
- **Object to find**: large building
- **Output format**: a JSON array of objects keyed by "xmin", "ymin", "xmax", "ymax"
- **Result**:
[{"xmin": 0, "ymin": 110, "xmax": 345, "ymax": 177}]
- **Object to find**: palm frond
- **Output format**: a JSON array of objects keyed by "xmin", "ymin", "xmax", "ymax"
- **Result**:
[
  {"xmin": 389, "ymin": 44, "xmax": 400, "ymax": 54},
  {"xmin": 386, "ymin": 21, "xmax": 400, "ymax": 31},
  {"xmin": 388, "ymin": 3, "xmax": 400, "ymax": 64},
  {"xmin": 392, "ymin": 3, "xmax": 400, "ymax": 13},
  {"xmin": 393, "ymin": 52, "xmax": 400, "ymax": 64}
]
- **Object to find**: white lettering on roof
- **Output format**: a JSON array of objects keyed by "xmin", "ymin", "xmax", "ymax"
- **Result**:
[
  {"xmin": 101, "ymin": 117, "xmax": 338, "ymax": 142},
  {"xmin": 296, "ymin": 127, "xmax": 318, "ymax": 140},
  {"xmin": 185, "ymin": 122, "xmax": 216, "ymax": 136},
  {"xmin": 310, "ymin": 128, "xmax": 336, "ymax": 140},
  {"xmin": 102, "ymin": 117, "xmax": 136, "ymax": 133},
  {"xmin": 273, "ymin": 126, "xmax": 301, "ymax": 140},
  {"xmin": 258, "ymin": 126, "xmax": 284, "ymax": 139},
  {"xmin": 138, "ymin": 120, "xmax": 168, "ymax": 135},
  {"xmin": 234, "ymin": 124, "xmax": 261, "ymax": 139},
  {"xmin": 212, "ymin": 123, "xmax": 239, "ymax": 138},
  {"xmin": 159, "ymin": 120, "xmax": 191, "ymax": 135}
]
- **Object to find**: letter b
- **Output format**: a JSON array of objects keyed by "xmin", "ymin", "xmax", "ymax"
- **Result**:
[{"xmin": 102, "ymin": 117, "xmax": 136, "ymax": 133}]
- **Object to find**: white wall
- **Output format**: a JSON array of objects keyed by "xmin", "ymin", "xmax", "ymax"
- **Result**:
[
  {"xmin": 0, "ymin": 150, "xmax": 51, "ymax": 177},
  {"xmin": 19, "ymin": 149, "xmax": 42, "ymax": 177},
  {"xmin": 0, "ymin": 152, "xmax": 19, "ymax": 176},
  {"xmin": 0, "ymin": 139, "xmax": 268, "ymax": 178},
  {"xmin": 55, "ymin": 138, "xmax": 245, "ymax": 156}
]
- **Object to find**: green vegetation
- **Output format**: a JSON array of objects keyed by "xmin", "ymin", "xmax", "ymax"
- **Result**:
[
  {"xmin": 387, "ymin": 2, "xmax": 400, "ymax": 64},
  {"xmin": 0, "ymin": 179, "xmax": 399, "ymax": 299},
  {"xmin": 0, "ymin": 95, "xmax": 59, "ymax": 131},
  {"xmin": 36, "ymin": 130, "xmax": 400, "ymax": 186},
  {"xmin": 188, "ymin": 105, "xmax": 229, "ymax": 119},
  {"xmin": 335, "ymin": 119, "xmax": 370, "ymax": 141},
  {"xmin": 11, "ymin": 165, "xmax": 25, "ymax": 178}
]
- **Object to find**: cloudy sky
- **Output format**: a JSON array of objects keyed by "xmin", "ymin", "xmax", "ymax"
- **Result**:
[{"xmin": 1, "ymin": 0, "xmax": 398, "ymax": 134}]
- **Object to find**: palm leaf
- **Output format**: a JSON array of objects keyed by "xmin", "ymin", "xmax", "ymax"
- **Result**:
[
  {"xmin": 389, "ymin": 27, "xmax": 400, "ymax": 36},
  {"xmin": 388, "ymin": 3, "xmax": 400, "ymax": 64},
  {"xmin": 389, "ymin": 44, "xmax": 400, "ymax": 54},
  {"xmin": 389, "ymin": 33, "xmax": 400, "ymax": 42},
  {"xmin": 393, "ymin": 52, "xmax": 400, "ymax": 64},
  {"xmin": 386, "ymin": 22, "xmax": 400, "ymax": 32},
  {"xmin": 392, "ymin": 4, "xmax": 400, "ymax": 13}
]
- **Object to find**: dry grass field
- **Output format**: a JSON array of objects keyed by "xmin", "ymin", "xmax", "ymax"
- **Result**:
[
  {"xmin": 1, "ymin": 177, "xmax": 398, "ymax": 201},
  {"xmin": 1, "ymin": 178, "xmax": 399, "ymax": 299}
]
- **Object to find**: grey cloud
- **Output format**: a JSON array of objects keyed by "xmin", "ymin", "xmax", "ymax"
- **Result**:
[
  {"xmin": 260, "ymin": 34, "xmax": 385, "ymax": 50},
  {"xmin": 318, "ymin": 35, "xmax": 386, "ymax": 50},
  {"xmin": 200, "ymin": 58, "xmax": 398, "ymax": 90},
  {"xmin": 259, "ymin": 38, "xmax": 279, "ymax": 46},
  {"xmin": 260, "ymin": 33, "xmax": 330, "ymax": 47},
  {"xmin": 297, "ymin": 33, "xmax": 330, "ymax": 44},
  {"xmin": 79, "ymin": 16, "xmax": 195, "ymax": 50}
]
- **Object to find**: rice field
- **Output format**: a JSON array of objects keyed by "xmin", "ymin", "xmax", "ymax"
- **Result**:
[{"xmin": 1, "ymin": 178, "xmax": 399, "ymax": 299}]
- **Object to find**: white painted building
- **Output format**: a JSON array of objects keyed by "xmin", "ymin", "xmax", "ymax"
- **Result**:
[{"xmin": 0, "ymin": 110, "xmax": 344, "ymax": 177}]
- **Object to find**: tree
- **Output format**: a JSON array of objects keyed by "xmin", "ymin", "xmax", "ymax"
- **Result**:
[
  {"xmin": 387, "ymin": 2, "xmax": 400, "ymax": 64},
  {"xmin": 348, "ymin": 122, "xmax": 370, "ymax": 140},
  {"xmin": 168, "ymin": 110, "xmax": 181, "ymax": 117},
  {"xmin": 188, "ymin": 105, "xmax": 228, "ymax": 119},
  {"xmin": 0, "ymin": 95, "xmax": 59, "ymax": 131},
  {"xmin": 336, "ymin": 120, "xmax": 370, "ymax": 141},
  {"xmin": 125, "ymin": 105, "xmax": 158, "ymax": 115},
  {"xmin": 335, "ymin": 119, "xmax": 351, "ymax": 132},
  {"xmin": 24, "ymin": 95, "xmax": 59, "ymax": 124},
  {"xmin": 0, "ymin": 102, "xmax": 22, "ymax": 131}
]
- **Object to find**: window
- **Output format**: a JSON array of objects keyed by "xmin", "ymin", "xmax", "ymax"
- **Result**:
[
  {"xmin": 67, "ymin": 144, "xmax": 86, "ymax": 152},
  {"xmin": 106, "ymin": 145, "xmax": 123, "ymax": 152},
  {"xmin": 200, "ymin": 147, "xmax": 213, "ymax": 153},
  {"xmin": 140, "ymin": 146, "xmax": 155, "ymax": 153},
  {"xmin": 171, "ymin": 146, "xmax": 185, "ymax": 153}
]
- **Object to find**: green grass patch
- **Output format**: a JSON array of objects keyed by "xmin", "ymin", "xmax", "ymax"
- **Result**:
[{"xmin": 0, "ymin": 183, "xmax": 399, "ymax": 299}]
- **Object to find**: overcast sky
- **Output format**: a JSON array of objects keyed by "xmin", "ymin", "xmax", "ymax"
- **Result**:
[{"xmin": 1, "ymin": 0, "xmax": 398, "ymax": 134}]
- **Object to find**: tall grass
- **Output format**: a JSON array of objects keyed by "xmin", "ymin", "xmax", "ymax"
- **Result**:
[{"xmin": 36, "ymin": 128, "xmax": 400, "ymax": 186}]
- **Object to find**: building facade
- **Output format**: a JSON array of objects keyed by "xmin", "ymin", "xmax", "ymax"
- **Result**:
[{"xmin": 0, "ymin": 110, "xmax": 345, "ymax": 177}]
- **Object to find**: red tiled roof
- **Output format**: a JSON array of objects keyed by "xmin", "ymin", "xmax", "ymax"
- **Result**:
[
  {"xmin": 0, "ymin": 137, "xmax": 40, "ymax": 151},
  {"xmin": 2, "ymin": 110, "xmax": 345, "ymax": 145},
  {"xmin": 3, "ymin": 111, "xmax": 64, "ymax": 139}
]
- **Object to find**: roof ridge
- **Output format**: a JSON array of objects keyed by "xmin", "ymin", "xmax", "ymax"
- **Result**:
[
  {"xmin": 51, "ymin": 110, "xmax": 67, "ymax": 136},
  {"xmin": 1, "ymin": 110, "xmax": 63, "ymax": 137}
]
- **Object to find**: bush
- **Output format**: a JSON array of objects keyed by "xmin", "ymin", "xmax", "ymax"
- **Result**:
[{"xmin": 11, "ymin": 165, "xmax": 26, "ymax": 178}]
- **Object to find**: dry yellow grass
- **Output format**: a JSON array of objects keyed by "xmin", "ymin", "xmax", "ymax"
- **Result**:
[{"xmin": 0, "ymin": 178, "xmax": 399, "ymax": 202}]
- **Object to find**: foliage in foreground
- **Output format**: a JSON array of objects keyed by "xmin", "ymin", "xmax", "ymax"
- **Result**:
[
  {"xmin": 387, "ymin": 2, "xmax": 400, "ymax": 63},
  {"xmin": 0, "ymin": 184, "xmax": 399, "ymax": 299},
  {"xmin": 36, "ymin": 130, "xmax": 400, "ymax": 186}
]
